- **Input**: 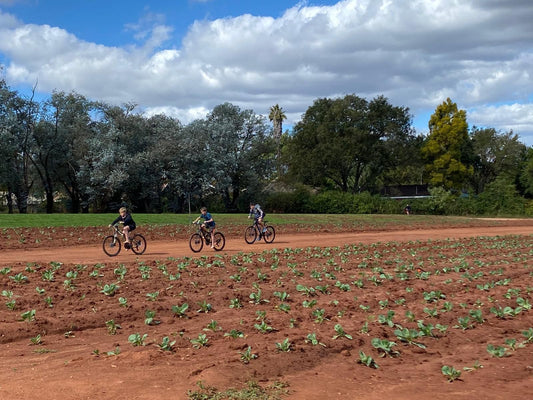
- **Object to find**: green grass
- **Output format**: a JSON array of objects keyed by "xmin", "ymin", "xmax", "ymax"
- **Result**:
[{"xmin": 0, "ymin": 212, "xmax": 498, "ymax": 229}]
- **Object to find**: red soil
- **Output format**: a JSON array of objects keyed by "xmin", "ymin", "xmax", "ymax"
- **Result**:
[{"xmin": 0, "ymin": 219, "xmax": 532, "ymax": 400}]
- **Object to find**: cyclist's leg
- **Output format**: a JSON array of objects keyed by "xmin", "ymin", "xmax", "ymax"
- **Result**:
[{"xmin": 210, "ymin": 226, "xmax": 215, "ymax": 248}]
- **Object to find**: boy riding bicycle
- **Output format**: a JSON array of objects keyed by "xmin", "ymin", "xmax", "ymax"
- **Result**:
[
  {"xmin": 248, "ymin": 203, "xmax": 266, "ymax": 238},
  {"xmin": 193, "ymin": 207, "xmax": 216, "ymax": 248},
  {"xmin": 109, "ymin": 207, "xmax": 136, "ymax": 249}
]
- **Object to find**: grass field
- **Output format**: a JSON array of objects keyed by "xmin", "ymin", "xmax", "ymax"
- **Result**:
[{"xmin": 0, "ymin": 213, "xmax": 484, "ymax": 228}]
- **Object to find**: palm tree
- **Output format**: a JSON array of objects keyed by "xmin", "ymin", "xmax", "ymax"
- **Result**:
[{"xmin": 268, "ymin": 104, "xmax": 287, "ymax": 176}]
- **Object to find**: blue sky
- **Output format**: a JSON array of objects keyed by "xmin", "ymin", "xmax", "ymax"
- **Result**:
[{"xmin": 1, "ymin": 0, "xmax": 533, "ymax": 146}]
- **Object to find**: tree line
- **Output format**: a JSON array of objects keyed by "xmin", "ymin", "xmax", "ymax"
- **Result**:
[{"xmin": 1, "ymin": 78, "xmax": 532, "ymax": 215}]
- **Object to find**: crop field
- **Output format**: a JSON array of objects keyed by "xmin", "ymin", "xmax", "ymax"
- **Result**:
[{"xmin": 0, "ymin": 216, "xmax": 532, "ymax": 400}]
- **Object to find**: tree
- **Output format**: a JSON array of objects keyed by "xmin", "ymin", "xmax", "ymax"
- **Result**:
[
  {"xmin": 268, "ymin": 104, "xmax": 287, "ymax": 175},
  {"xmin": 422, "ymin": 98, "xmax": 473, "ymax": 191},
  {"xmin": 286, "ymin": 94, "xmax": 414, "ymax": 193},
  {"xmin": 520, "ymin": 147, "xmax": 533, "ymax": 198},
  {"xmin": 0, "ymin": 80, "xmax": 39, "ymax": 213},
  {"xmin": 47, "ymin": 91, "xmax": 95, "ymax": 212},
  {"xmin": 470, "ymin": 127, "xmax": 527, "ymax": 195},
  {"xmin": 204, "ymin": 103, "xmax": 273, "ymax": 211}
]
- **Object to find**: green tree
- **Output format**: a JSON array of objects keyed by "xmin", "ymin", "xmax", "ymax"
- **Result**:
[
  {"xmin": 287, "ymin": 94, "xmax": 414, "ymax": 192},
  {"xmin": 47, "ymin": 91, "xmax": 95, "ymax": 212},
  {"xmin": 520, "ymin": 147, "xmax": 533, "ymax": 197},
  {"xmin": 0, "ymin": 80, "xmax": 39, "ymax": 213},
  {"xmin": 268, "ymin": 104, "xmax": 287, "ymax": 175},
  {"xmin": 204, "ymin": 103, "xmax": 273, "ymax": 211},
  {"xmin": 470, "ymin": 127, "xmax": 527, "ymax": 195},
  {"xmin": 422, "ymin": 98, "xmax": 473, "ymax": 191}
]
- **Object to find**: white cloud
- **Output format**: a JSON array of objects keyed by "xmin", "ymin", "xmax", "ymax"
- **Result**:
[
  {"xmin": 470, "ymin": 103, "xmax": 533, "ymax": 134},
  {"xmin": 0, "ymin": 1, "xmax": 532, "ymax": 145}
]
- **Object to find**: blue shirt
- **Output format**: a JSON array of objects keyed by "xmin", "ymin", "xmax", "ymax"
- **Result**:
[{"xmin": 200, "ymin": 212, "xmax": 215, "ymax": 227}]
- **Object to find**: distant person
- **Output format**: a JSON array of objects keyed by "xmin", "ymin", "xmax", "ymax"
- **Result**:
[
  {"xmin": 193, "ymin": 207, "xmax": 216, "ymax": 248},
  {"xmin": 109, "ymin": 207, "xmax": 136, "ymax": 248},
  {"xmin": 248, "ymin": 202, "xmax": 266, "ymax": 236},
  {"xmin": 404, "ymin": 204, "xmax": 412, "ymax": 215}
]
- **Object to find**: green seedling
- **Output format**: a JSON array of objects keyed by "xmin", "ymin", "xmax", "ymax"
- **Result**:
[
  {"xmin": 305, "ymin": 333, "xmax": 326, "ymax": 347},
  {"xmin": 377, "ymin": 310, "xmax": 395, "ymax": 327},
  {"xmin": 302, "ymin": 299, "xmax": 317, "ymax": 308},
  {"xmin": 29, "ymin": 334, "xmax": 42, "ymax": 345},
  {"xmin": 197, "ymin": 300, "xmax": 212, "ymax": 313},
  {"xmin": 106, "ymin": 319, "xmax": 121, "ymax": 335},
  {"xmin": 100, "ymin": 283, "xmax": 119, "ymax": 296},
  {"xmin": 239, "ymin": 346, "xmax": 257, "ymax": 363},
  {"xmin": 106, "ymin": 346, "xmax": 121, "ymax": 356},
  {"xmin": 504, "ymin": 338, "xmax": 525, "ymax": 351},
  {"xmin": 371, "ymin": 338, "xmax": 399, "ymax": 357},
  {"xmin": 417, "ymin": 320, "xmax": 435, "ymax": 337},
  {"xmin": 204, "ymin": 320, "xmax": 220, "ymax": 332},
  {"xmin": 145, "ymin": 310, "xmax": 160, "ymax": 325},
  {"xmin": 113, "ymin": 264, "xmax": 127, "ymax": 280},
  {"xmin": 516, "ymin": 297, "xmax": 531, "ymax": 310},
  {"xmin": 441, "ymin": 365, "xmax": 461, "ymax": 382},
  {"xmin": 296, "ymin": 284, "xmax": 316, "ymax": 297},
  {"xmin": 490, "ymin": 305, "xmax": 520, "ymax": 319},
  {"xmin": 276, "ymin": 338, "xmax": 292, "ymax": 352},
  {"xmin": 332, "ymin": 324, "xmax": 352, "ymax": 340},
  {"xmin": 128, "ymin": 333, "xmax": 148, "ymax": 346},
  {"xmin": 312, "ymin": 308, "xmax": 327, "ymax": 323},
  {"xmin": 224, "ymin": 329, "xmax": 244, "ymax": 338},
  {"xmin": 276, "ymin": 303, "xmax": 291, "ymax": 313},
  {"xmin": 273, "ymin": 291, "xmax": 289, "ymax": 301},
  {"xmin": 454, "ymin": 316, "xmax": 473, "ymax": 331},
  {"xmin": 394, "ymin": 327, "xmax": 426, "ymax": 348},
  {"xmin": 158, "ymin": 336, "xmax": 176, "ymax": 352},
  {"xmin": 254, "ymin": 320, "xmax": 274, "ymax": 333},
  {"xmin": 172, "ymin": 303, "xmax": 189, "ymax": 317},
  {"xmin": 190, "ymin": 333, "xmax": 209, "ymax": 348},
  {"xmin": 10, "ymin": 273, "xmax": 28, "ymax": 283},
  {"xmin": 469, "ymin": 309, "xmax": 484, "ymax": 323},
  {"xmin": 118, "ymin": 297, "xmax": 128, "ymax": 307},
  {"xmin": 229, "ymin": 298, "xmax": 242, "ymax": 309},
  {"xmin": 357, "ymin": 351, "xmax": 379, "ymax": 369},
  {"xmin": 20, "ymin": 309, "xmax": 36, "ymax": 322},
  {"xmin": 486, "ymin": 344, "xmax": 508, "ymax": 357},
  {"xmin": 522, "ymin": 328, "xmax": 533, "ymax": 343},
  {"xmin": 146, "ymin": 291, "xmax": 159, "ymax": 301}
]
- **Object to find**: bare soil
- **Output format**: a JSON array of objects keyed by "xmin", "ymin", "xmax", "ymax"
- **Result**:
[{"xmin": 0, "ymin": 219, "xmax": 532, "ymax": 400}]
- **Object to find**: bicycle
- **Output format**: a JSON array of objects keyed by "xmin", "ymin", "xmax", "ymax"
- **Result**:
[
  {"xmin": 189, "ymin": 221, "xmax": 226, "ymax": 252},
  {"xmin": 102, "ymin": 223, "xmax": 147, "ymax": 257},
  {"xmin": 244, "ymin": 219, "xmax": 275, "ymax": 244}
]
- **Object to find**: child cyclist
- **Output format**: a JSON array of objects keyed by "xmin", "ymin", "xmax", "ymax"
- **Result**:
[
  {"xmin": 109, "ymin": 207, "xmax": 136, "ymax": 249},
  {"xmin": 193, "ymin": 207, "xmax": 216, "ymax": 248},
  {"xmin": 248, "ymin": 202, "xmax": 266, "ymax": 239}
]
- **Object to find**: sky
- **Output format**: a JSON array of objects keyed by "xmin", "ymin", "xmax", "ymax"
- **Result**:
[{"xmin": 1, "ymin": 0, "xmax": 532, "ymax": 146}]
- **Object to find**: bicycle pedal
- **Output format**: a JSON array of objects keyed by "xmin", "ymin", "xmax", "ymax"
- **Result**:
[{"xmin": 124, "ymin": 242, "xmax": 131, "ymax": 249}]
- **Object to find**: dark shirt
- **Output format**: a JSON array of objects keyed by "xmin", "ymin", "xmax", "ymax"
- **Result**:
[{"xmin": 111, "ymin": 213, "xmax": 136, "ymax": 230}]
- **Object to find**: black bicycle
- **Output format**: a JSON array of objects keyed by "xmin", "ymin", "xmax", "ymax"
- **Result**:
[
  {"xmin": 102, "ymin": 223, "xmax": 147, "ymax": 257},
  {"xmin": 244, "ymin": 219, "xmax": 275, "ymax": 244},
  {"xmin": 189, "ymin": 221, "xmax": 226, "ymax": 252}
]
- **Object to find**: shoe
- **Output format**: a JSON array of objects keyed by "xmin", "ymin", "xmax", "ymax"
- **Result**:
[
  {"xmin": 124, "ymin": 242, "xmax": 131, "ymax": 249},
  {"xmin": 211, "ymin": 245, "xmax": 215, "ymax": 249}
]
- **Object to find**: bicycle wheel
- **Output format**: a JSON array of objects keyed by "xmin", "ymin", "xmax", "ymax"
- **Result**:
[
  {"xmin": 189, "ymin": 233, "xmax": 204, "ymax": 252},
  {"xmin": 244, "ymin": 225, "xmax": 257, "ymax": 244},
  {"xmin": 130, "ymin": 234, "xmax": 147, "ymax": 255},
  {"xmin": 213, "ymin": 232, "xmax": 225, "ymax": 251},
  {"xmin": 262, "ymin": 225, "xmax": 276, "ymax": 243},
  {"xmin": 103, "ymin": 235, "xmax": 121, "ymax": 256}
]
